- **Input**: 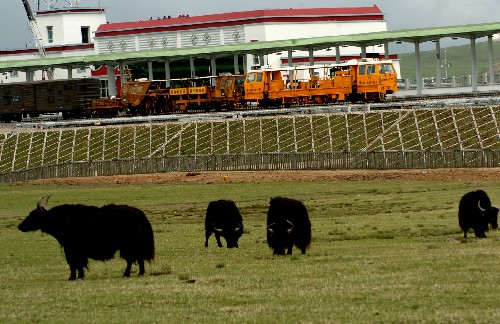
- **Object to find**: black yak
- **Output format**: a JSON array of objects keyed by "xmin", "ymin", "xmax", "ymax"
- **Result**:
[
  {"xmin": 266, "ymin": 197, "xmax": 311, "ymax": 255},
  {"xmin": 458, "ymin": 190, "xmax": 499, "ymax": 238},
  {"xmin": 18, "ymin": 196, "xmax": 155, "ymax": 280},
  {"xmin": 205, "ymin": 200, "xmax": 243, "ymax": 248}
]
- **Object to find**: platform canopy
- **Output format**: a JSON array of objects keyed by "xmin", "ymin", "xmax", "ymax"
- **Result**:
[{"xmin": 1, "ymin": 21, "xmax": 500, "ymax": 72}]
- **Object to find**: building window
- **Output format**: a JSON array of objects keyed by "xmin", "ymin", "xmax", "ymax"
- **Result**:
[
  {"xmin": 81, "ymin": 26, "xmax": 90, "ymax": 43},
  {"xmin": 10, "ymin": 71, "xmax": 18, "ymax": 78},
  {"xmin": 47, "ymin": 26, "xmax": 53, "ymax": 43},
  {"xmin": 77, "ymin": 67, "xmax": 86, "ymax": 73}
]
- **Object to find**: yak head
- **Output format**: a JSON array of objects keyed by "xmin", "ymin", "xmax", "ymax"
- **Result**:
[
  {"xmin": 18, "ymin": 196, "xmax": 50, "ymax": 232},
  {"xmin": 267, "ymin": 219, "xmax": 295, "ymax": 255},
  {"xmin": 478, "ymin": 200, "xmax": 499, "ymax": 230},
  {"xmin": 213, "ymin": 222, "xmax": 243, "ymax": 248}
]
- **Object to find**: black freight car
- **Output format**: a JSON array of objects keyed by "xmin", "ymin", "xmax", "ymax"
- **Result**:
[{"xmin": 0, "ymin": 78, "xmax": 100, "ymax": 122}]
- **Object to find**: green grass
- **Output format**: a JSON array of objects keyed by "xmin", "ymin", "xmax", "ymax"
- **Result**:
[
  {"xmin": 2, "ymin": 176, "xmax": 500, "ymax": 322},
  {"xmin": 399, "ymin": 40, "xmax": 500, "ymax": 80}
]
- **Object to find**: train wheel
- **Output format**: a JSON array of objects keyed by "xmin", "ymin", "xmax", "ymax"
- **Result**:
[{"xmin": 143, "ymin": 98, "xmax": 154, "ymax": 115}]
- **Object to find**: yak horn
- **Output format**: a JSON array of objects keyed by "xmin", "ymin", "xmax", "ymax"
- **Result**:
[
  {"xmin": 37, "ymin": 196, "xmax": 50, "ymax": 211},
  {"xmin": 213, "ymin": 224, "xmax": 223, "ymax": 233},
  {"xmin": 267, "ymin": 223, "xmax": 275, "ymax": 234},
  {"xmin": 235, "ymin": 223, "xmax": 242, "ymax": 232},
  {"xmin": 478, "ymin": 200, "xmax": 486, "ymax": 212}
]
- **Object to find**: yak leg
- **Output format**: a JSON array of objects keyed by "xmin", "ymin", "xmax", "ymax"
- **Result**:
[
  {"xmin": 123, "ymin": 260, "xmax": 132, "ymax": 277},
  {"xmin": 69, "ymin": 264, "xmax": 77, "ymax": 281},
  {"xmin": 205, "ymin": 232, "xmax": 211, "ymax": 247},
  {"xmin": 214, "ymin": 233, "xmax": 223, "ymax": 247},
  {"xmin": 65, "ymin": 249, "xmax": 86, "ymax": 280},
  {"xmin": 68, "ymin": 263, "xmax": 85, "ymax": 280},
  {"xmin": 286, "ymin": 244, "xmax": 293, "ymax": 255},
  {"xmin": 77, "ymin": 265, "xmax": 85, "ymax": 279},
  {"xmin": 138, "ymin": 260, "xmax": 145, "ymax": 276},
  {"xmin": 473, "ymin": 229, "xmax": 485, "ymax": 238}
]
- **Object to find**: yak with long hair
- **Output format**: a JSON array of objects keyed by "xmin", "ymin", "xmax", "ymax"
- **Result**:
[
  {"xmin": 266, "ymin": 197, "xmax": 311, "ymax": 255},
  {"xmin": 458, "ymin": 190, "xmax": 498, "ymax": 238},
  {"xmin": 18, "ymin": 197, "xmax": 155, "ymax": 280}
]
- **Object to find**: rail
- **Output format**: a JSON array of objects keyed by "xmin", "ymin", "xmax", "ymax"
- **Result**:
[{"xmin": 1, "ymin": 149, "xmax": 499, "ymax": 183}]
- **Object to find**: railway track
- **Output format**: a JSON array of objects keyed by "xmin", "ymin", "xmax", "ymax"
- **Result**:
[{"xmin": 12, "ymin": 90, "xmax": 500, "ymax": 130}]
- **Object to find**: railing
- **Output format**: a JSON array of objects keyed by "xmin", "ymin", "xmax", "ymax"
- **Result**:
[{"xmin": 1, "ymin": 149, "xmax": 499, "ymax": 183}]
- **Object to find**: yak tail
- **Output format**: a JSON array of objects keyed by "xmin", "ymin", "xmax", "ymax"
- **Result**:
[{"xmin": 141, "ymin": 221, "xmax": 155, "ymax": 262}]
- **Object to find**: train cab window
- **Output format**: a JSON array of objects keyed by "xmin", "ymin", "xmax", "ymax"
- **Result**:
[
  {"xmin": 367, "ymin": 65, "xmax": 376, "ymax": 75},
  {"xmin": 358, "ymin": 65, "xmax": 366, "ymax": 75},
  {"xmin": 247, "ymin": 73, "xmax": 256, "ymax": 82},
  {"xmin": 247, "ymin": 73, "xmax": 263, "ymax": 82},
  {"xmin": 379, "ymin": 64, "xmax": 395, "ymax": 74}
]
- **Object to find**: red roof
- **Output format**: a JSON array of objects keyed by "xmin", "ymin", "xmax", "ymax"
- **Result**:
[{"xmin": 96, "ymin": 5, "xmax": 383, "ymax": 38}]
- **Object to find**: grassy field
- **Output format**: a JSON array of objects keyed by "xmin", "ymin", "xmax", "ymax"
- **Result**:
[
  {"xmin": 2, "ymin": 176, "xmax": 500, "ymax": 322},
  {"xmin": 398, "ymin": 40, "xmax": 500, "ymax": 81}
]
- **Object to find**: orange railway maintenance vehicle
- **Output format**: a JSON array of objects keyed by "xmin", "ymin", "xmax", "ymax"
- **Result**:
[
  {"xmin": 244, "ymin": 59, "xmax": 398, "ymax": 107},
  {"xmin": 95, "ymin": 75, "xmax": 247, "ymax": 115}
]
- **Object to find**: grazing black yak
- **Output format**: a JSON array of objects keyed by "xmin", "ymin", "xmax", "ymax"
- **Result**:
[
  {"xmin": 458, "ymin": 190, "xmax": 498, "ymax": 238},
  {"xmin": 266, "ymin": 197, "xmax": 311, "ymax": 255},
  {"xmin": 18, "ymin": 196, "xmax": 155, "ymax": 280},
  {"xmin": 204, "ymin": 200, "xmax": 243, "ymax": 248}
]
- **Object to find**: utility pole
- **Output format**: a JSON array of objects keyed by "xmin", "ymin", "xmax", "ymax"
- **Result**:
[{"xmin": 441, "ymin": 50, "xmax": 451, "ymax": 80}]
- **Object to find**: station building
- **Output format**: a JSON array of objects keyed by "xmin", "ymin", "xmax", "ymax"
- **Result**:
[{"xmin": 0, "ymin": 4, "xmax": 399, "ymax": 95}]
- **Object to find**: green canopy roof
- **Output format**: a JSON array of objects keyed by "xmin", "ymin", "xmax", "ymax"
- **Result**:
[{"xmin": 1, "ymin": 21, "xmax": 500, "ymax": 72}]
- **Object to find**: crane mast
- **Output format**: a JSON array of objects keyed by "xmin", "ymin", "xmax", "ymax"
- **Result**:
[{"xmin": 21, "ymin": 0, "xmax": 54, "ymax": 79}]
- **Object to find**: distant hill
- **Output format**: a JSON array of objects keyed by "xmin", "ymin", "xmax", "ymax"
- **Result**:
[{"xmin": 397, "ymin": 40, "xmax": 500, "ymax": 81}]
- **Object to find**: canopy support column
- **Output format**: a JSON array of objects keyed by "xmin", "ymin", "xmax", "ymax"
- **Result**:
[
  {"xmin": 148, "ymin": 61, "xmax": 154, "ymax": 80},
  {"xmin": 435, "ymin": 39, "xmax": 442, "ymax": 88},
  {"xmin": 106, "ymin": 64, "xmax": 117, "ymax": 97},
  {"xmin": 190, "ymin": 57, "xmax": 196, "ymax": 77},
  {"xmin": 488, "ymin": 35, "xmax": 495, "ymax": 84},
  {"xmin": 67, "ymin": 66, "xmax": 73, "ymax": 80},
  {"xmin": 164, "ymin": 59, "xmax": 171, "ymax": 87},
  {"xmin": 233, "ymin": 54, "xmax": 239, "ymax": 75},
  {"xmin": 414, "ymin": 40, "xmax": 422, "ymax": 96},
  {"xmin": 470, "ymin": 37, "xmax": 477, "ymax": 92},
  {"xmin": 308, "ymin": 48, "xmax": 314, "ymax": 65}
]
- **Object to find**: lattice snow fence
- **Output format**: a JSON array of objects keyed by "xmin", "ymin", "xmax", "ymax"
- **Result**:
[{"xmin": 1, "ymin": 106, "xmax": 500, "ymax": 173}]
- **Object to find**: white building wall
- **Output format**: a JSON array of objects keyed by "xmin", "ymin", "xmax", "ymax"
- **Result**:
[
  {"xmin": 243, "ymin": 21, "xmax": 389, "ymax": 71},
  {"xmin": 36, "ymin": 10, "xmax": 105, "ymax": 46},
  {"xmin": 262, "ymin": 21, "xmax": 387, "ymax": 41}
]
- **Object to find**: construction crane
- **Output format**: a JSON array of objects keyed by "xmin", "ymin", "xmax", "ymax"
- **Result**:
[{"xmin": 21, "ymin": 0, "xmax": 54, "ymax": 79}]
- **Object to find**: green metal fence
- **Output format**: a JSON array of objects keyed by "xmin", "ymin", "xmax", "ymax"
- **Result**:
[{"xmin": 2, "ymin": 150, "xmax": 499, "ymax": 183}]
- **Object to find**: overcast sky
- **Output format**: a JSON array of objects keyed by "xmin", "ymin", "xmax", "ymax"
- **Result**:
[{"xmin": 2, "ymin": 0, "xmax": 499, "ymax": 52}]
